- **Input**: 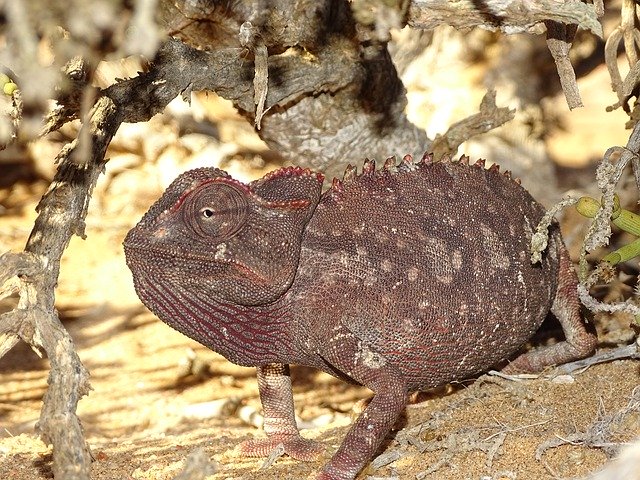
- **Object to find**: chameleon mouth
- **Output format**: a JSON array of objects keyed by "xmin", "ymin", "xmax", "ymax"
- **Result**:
[{"xmin": 123, "ymin": 237, "xmax": 270, "ymax": 288}]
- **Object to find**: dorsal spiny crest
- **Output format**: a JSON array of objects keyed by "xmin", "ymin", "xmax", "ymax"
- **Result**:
[
  {"xmin": 383, "ymin": 156, "xmax": 397, "ymax": 172},
  {"xmin": 474, "ymin": 158, "xmax": 486, "ymax": 168},
  {"xmin": 419, "ymin": 152, "xmax": 434, "ymax": 165},
  {"xmin": 398, "ymin": 154, "xmax": 418, "ymax": 172},
  {"xmin": 331, "ymin": 177, "xmax": 344, "ymax": 193},
  {"xmin": 343, "ymin": 164, "xmax": 357, "ymax": 184},
  {"xmin": 362, "ymin": 158, "xmax": 375, "ymax": 174},
  {"xmin": 439, "ymin": 153, "xmax": 453, "ymax": 164}
]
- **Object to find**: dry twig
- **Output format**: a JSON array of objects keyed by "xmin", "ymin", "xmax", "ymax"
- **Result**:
[
  {"xmin": 605, "ymin": 0, "xmax": 640, "ymax": 118},
  {"xmin": 536, "ymin": 386, "xmax": 640, "ymax": 460}
]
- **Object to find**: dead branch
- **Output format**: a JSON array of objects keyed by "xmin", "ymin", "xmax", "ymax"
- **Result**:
[
  {"xmin": 536, "ymin": 386, "xmax": 640, "ymax": 459},
  {"xmin": 408, "ymin": 0, "xmax": 602, "ymax": 109},
  {"xmin": 605, "ymin": 0, "xmax": 640, "ymax": 118},
  {"xmin": 555, "ymin": 341, "xmax": 640, "ymax": 374},
  {"xmin": 430, "ymin": 90, "xmax": 515, "ymax": 160},
  {"xmin": 408, "ymin": 0, "xmax": 602, "ymax": 35},
  {"xmin": 545, "ymin": 21, "xmax": 582, "ymax": 110},
  {"xmin": 0, "ymin": 95, "xmax": 124, "ymax": 479}
]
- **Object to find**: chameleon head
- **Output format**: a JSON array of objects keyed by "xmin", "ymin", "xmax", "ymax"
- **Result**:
[{"xmin": 123, "ymin": 166, "xmax": 324, "ymax": 309}]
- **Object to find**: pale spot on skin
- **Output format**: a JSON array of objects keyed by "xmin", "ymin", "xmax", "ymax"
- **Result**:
[
  {"xmin": 381, "ymin": 259, "xmax": 393, "ymax": 272},
  {"xmin": 375, "ymin": 231, "xmax": 390, "ymax": 243},
  {"xmin": 480, "ymin": 223, "xmax": 510, "ymax": 270},
  {"xmin": 214, "ymin": 243, "xmax": 227, "ymax": 260},
  {"xmin": 424, "ymin": 237, "xmax": 456, "ymax": 282},
  {"xmin": 356, "ymin": 343, "xmax": 386, "ymax": 369},
  {"xmin": 452, "ymin": 250, "xmax": 463, "ymax": 270},
  {"xmin": 407, "ymin": 267, "xmax": 419, "ymax": 282},
  {"xmin": 424, "ymin": 237, "xmax": 449, "ymax": 258},
  {"xmin": 396, "ymin": 238, "xmax": 408, "ymax": 249},
  {"xmin": 473, "ymin": 255, "xmax": 484, "ymax": 280},
  {"xmin": 153, "ymin": 227, "xmax": 168, "ymax": 239}
]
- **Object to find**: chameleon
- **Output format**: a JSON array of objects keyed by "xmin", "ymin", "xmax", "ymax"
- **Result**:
[{"xmin": 123, "ymin": 154, "xmax": 597, "ymax": 479}]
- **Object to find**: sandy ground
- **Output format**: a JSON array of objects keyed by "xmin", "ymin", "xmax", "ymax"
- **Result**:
[{"xmin": 1, "ymin": 39, "xmax": 640, "ymax": 479}]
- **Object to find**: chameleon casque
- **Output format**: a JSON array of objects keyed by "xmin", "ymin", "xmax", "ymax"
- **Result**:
[{"xmin": 124, "ymin": 154, "xmax": 597, "ymax": 479}]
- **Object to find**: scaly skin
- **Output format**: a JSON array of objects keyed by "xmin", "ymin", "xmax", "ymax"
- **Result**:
[{"xmin": 124, "ymin": 154, "xmax": 596, "ymax": 479}]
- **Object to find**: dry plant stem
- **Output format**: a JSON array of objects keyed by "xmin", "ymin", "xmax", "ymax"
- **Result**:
[
  {"xmin": 604, "ymin": 0, "xmax": 640, "ymax": 110},
  {"xmin": 429, "ymin": 90, "xmax": 514, "ymax": 159},
  {"xmin": 621, "ymin": 0, "xmax": 640, "ymax": 67},
  {"xmin": 103, "ymin": 37, "xmax": 360, "ymax": 124},
  {"xmin": 545, "ymin": 21, "xmax": 582, "ymax": 110},
  {"xmin": 580, "ymin": 121, "xmax": 640, "ymax": 263},
  {"xmin": 0, "ymin": 251, "xmax": 43, "ymax": 357},
  {"xmin": 0, "ymin": 96, "xmax": 121, "ymax": 480},
  {"xmin": 408, "ymin": 0, "xmax": 601, "ymax": 35},
  {"xmin": 536, "ymin": 386, "xmax": 640, "ymax": 460},
  {"xmin": 575, "ymin": 122, "xmax": 640, "ymax": 318},
  {"xmin": 42, "ymin": 57, "xmax": 95, "ymax": 136},
  {"xmin": 555, "ymin": 342, "xmax": 640, "ymax": 374}
]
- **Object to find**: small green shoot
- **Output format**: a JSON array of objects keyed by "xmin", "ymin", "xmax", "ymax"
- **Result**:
[{"xmin": 576, "ymin": 195, "xmax": 640, "ymax": 265}]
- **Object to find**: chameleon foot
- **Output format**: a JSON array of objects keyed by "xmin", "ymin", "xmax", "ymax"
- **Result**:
[{"xmin": 238, "ymin": 434, "xmax": 324, "ymax": 461}]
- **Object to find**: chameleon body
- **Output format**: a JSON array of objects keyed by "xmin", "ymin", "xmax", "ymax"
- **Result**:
[{"xmin": 124, "ymin": 154, "xmax": 596, "ymax": 479}]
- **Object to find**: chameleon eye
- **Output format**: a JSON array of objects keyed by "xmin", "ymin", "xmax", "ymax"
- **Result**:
[
  {"xmin": 201, "ymin": 207, "xmax": 215, "ymax": 218},
  {"xmin": 183, "ymin": 182, "xmax": 248, "ymax": 239}
]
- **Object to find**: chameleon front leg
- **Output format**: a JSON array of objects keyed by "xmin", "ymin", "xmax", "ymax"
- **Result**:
[
  {"xmin": 238, "ymin": 363, "xmax": 324, "ymax": 460},
  {"xmin": 317, "ymin": 375, "xmax": 407, "ymax": 480},
  {"xmin": 315, "ymin": 326, "xmax": 408, "ymax": 480}
]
